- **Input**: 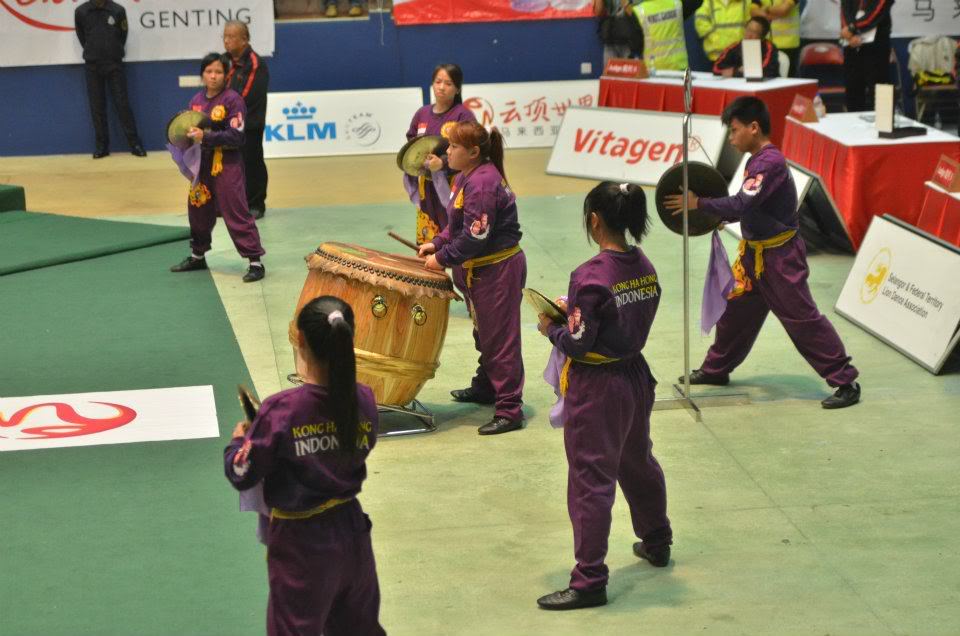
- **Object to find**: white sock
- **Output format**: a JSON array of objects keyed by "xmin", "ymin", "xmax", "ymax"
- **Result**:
[
  {"xmin": 249, "ymin": 260, "xmax": 262, "ymax": 268},
  {"xmin": 191, "ymin": 253, "xmax": 204, "ymax": 260}
]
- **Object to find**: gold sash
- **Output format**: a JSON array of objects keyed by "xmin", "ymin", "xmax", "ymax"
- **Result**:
[
  {"xmin": 271, "ymin": 497, "xmax": 352, "ymax": 520},
  {"xmin": 462, "ymin": 245, "xmax": 522, "ymax": 288},
  {"xmin": 729, "ymin": 229, "xmax": 797, "ymax": 298},
  {"xmin": 559, "ymin": 352, "xmax": 621, "ymax": 397}
]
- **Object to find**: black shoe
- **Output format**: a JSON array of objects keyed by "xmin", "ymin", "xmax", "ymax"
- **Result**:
[
  {"xmin": 243, "ymin": 263, "xmax": 266, "ymax": 283},
  {"xmin": 93, "ymin": 149, "xmax": 109, "ymax": 159},
  {"xmin": 477, "ymin": 416, "xmax": 523, "ymax": 436},
  {"xmin": 250, "ymin": 208, "xmax": 265, "ymax": 220},
  {"xmin": 821, "ymin": 382, "xmax": 860, "ymax": 409},
  {"xmin": 537, "ymin": 587, "xmax": 607, "ymax": 611},
  {"xmin": 170, "ymin": 256, "xmax": 208, "ymax": 272},
  {"xmin": 131, "ymin": 145, "xmax": 147, "ymax": 157},
  {"xmin": 450, "ymin": 387, "xmax": 495, "ymax": 405},
  {"xmin": 678, "ymin": 369, "xmax": 730, "ymax": 386},
  {"xmin": 633, "ymin": 542, "xmax": 671, "ymax": 567}
]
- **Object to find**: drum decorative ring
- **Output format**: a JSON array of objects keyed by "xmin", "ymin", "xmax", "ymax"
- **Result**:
[
  {"xmin": 372, "ymin": 295, "xmax": 388, "ymax": 319},
  {"xmin": 411, "ymin": 304, "xmax": 427, "ymax": 326}
]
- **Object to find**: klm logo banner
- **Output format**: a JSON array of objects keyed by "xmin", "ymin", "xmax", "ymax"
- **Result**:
[{"xmin": 263, "ymin": 88, "xmax": 424, "ymax": 159}]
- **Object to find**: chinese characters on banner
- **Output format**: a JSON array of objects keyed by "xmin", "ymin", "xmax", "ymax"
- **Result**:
[
  {"xmin": 393, "ymin": 0, "xmax": 592, "ymax": 25},
  {"xmin": 459, "ymin": 80, "xmax": 600, "ymax": 149}
]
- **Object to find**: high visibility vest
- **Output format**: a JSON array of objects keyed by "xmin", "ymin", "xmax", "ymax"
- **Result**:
[
  {"xmin": 633, "ymin": 0, "xmax": 688, "ymax": 72},
  {"xmin": 754, "ymin": 0, "xmax": 800, "ymax": 49},
  {"xmin": 695, "ymin": 0, "xmax": 749, "ymax": 61}
]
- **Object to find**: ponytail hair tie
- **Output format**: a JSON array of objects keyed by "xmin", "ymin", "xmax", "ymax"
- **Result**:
[
  {"xmin": 327, "ymin": 310, "xmax": 344, "ymax": 325},
  {"xmin": 619, "ymin": 183, "xmax": 630, "ymax": 194}
]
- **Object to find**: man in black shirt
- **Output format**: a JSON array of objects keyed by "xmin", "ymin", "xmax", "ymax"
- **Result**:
[
  {"xmin": 223, "ymin": 21, "xmax": 270, "ymax": 219},
  {"xmin": 74, "ymin": 0, "xmax": 146, "ymax": 158},
  {"xmin": 841, "ymin": 0, "xmax": 894, "ymax": 111}
]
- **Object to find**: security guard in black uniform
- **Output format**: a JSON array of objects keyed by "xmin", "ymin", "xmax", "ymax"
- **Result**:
[
  {"xmin": 223, "ymin": 20, "xmax": 271, "ymax": 219},
  {"xmin": 74, "ymin": 0, "xmax": 146, "ymax": 159}
]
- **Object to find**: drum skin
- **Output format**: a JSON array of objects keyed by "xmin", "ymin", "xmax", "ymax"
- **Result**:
[{"xmin": 290, "ymin": 242, "xmax": 457, "ymax": 407}]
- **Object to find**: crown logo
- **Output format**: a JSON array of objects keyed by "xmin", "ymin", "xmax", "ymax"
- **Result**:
[{"xmin": 283, "ymin": 102, "xmax": 317, "ymax": 121}]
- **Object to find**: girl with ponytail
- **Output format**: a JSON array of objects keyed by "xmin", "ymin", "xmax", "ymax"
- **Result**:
[
  {"xmin": 535, "ymin": 182, "xmax": 672, "ymax": 611},
  {"xmin": 418, "ymin": 120, "xmax": 527, "ymax": 436},
  {"xmin": 224, "ymin": 295, "xmax": 385, "ymax": 635}
]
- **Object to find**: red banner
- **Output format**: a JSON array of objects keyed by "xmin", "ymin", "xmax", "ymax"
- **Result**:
[{"xmin": 393, "ymin": 0, "xmax": 592, "ymax": 26}]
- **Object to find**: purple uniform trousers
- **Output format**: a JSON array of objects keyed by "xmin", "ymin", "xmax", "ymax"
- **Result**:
[
  {"xmin": 564, "ymin": 356, "xmax": 670, "ymax": 591},
  {"xmin": 701, "ymin": 236, "xmax": 858, "ymax": 387},
  {"xmin": 188, "ymin": 157, "xmax": 265, "ymax": 259},
  {"xmin": 452, "ymin": 250, "xmax": 527, "ymax": 422},
  {"xmin": 266, "ymin": 500, "xmax": 385, "ymax": 636}
]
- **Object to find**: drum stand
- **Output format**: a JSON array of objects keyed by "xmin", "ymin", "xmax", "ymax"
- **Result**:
[
  {"xmin": 288, "ymin": 373, "xmax": 438, "ymax": 437},
  {"xmin": 653, "ymin": 69, "xmax": 750, "ymax": 422},
  {"xmin": 377, "ymin": 400, "xmax": 437, "ymax": 437}
]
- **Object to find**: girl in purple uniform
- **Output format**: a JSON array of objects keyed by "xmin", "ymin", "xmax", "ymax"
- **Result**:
[
  {"xmin": 536, "ymin": 182, "xmax": 672, "ymax": 610},
  {"xmin": 404, "ymin": 63, "xmax": 476, "ymax": 245},
  {"xmin": 224, "ymin": 296, "xmax": 385, "ymax": 636},
  {"xmin": 418, "ymin": 121, "xmax": 527, "ymax": 436},
  {"xmin": 171, "ymin": 53, "xmax": 266, "ymax": 283}
]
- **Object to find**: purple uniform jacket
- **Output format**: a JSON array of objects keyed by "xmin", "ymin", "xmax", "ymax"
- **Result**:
[
  {"xmin": 224, "ymin": 383, "xmax": 379, "ymax": 512},
  {"xmin": 548, "ymin": 248, "xmax": 661, "ymax": 361},
  {"xmin": 189, "ymin": 88, "xmax": 247, "ymax": 166},
  {"xmin": 433, "ymin": 162, "xmax": 522, "ymax": 267},
  {"xmin": 697, "ymin": 144, "xmax": 798, "ymax": 241},
  {"xmin": 406, "ymin": 103, "xmax": 475, "ymax": 142}
]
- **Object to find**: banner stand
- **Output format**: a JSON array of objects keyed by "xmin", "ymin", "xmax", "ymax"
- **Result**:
[{"xmin": 655, "ymin": 69, "xmax": 750, "ymax": 421}]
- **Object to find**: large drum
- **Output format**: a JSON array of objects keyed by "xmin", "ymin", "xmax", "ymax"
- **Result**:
[{"xmin": 290, "ymin": 242, "xmax": 458, "ymax": 407}]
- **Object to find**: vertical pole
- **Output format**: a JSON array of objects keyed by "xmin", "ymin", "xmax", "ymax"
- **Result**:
[{"xmin": 682, "ymin": 68, "xmax": 692, "ymax": 398}]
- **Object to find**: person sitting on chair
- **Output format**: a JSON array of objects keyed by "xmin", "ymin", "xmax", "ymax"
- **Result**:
[{"xmin": 712, "ymin": 16, "xmax": 780, "ymax": 78}]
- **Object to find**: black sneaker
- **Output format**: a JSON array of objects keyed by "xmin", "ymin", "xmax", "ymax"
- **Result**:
[
  {"xmin": 170, "ymin": 256, "xmax": 208, "ymax": 272},
  {"xmin": 633, "ymin": 541, "xmax": 671, "ymax": 567},
  {"xmin": 678, "ymin": 369, "xmax": 730, "ymax": 386},
  {"xmin": 450, "ymin": 387, "xmax": 495, "ymax": 405},
  {"xmin": 243, "ymin": 263, "xmax": 265, "ymax": 283},
  {"xmin": 477, "ymin": 416, "xmax": 523, "ymax": 436},
  {"xmin": 821, "ymin": 382, "xmax": 860, "ymax": 409},
  {"xmin": 537, "ymin": 587, "xmax": 607, "ymax": 611}
]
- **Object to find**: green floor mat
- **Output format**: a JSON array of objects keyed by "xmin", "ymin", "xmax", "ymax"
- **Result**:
[
  {"xmin": 0, "ymin": 211, "xmax": 190, "ymax": 276},
  {"xmin": 0, "ymin": 242, "xmax": 267, "ymax": 635}
]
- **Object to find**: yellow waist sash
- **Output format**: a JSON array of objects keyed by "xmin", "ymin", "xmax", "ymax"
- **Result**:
[
  {"xmin": 271, "ymin": 496, "xmax": 352, "ymax": 521},
  {"xmin": 729, "ymin": 229, "xmax": 797, "ymax": 298},
  {"xmin": 462, "ymin": 245, "xmax": 522, "ymax": 288},
  {"xmin": 559, "ymin": 352, "xmax": 621, "ymax": 397}
]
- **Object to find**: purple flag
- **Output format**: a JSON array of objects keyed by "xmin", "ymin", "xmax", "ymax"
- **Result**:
[
  {"xmin": 166, "ymin": 143, "xmax": 202, "ymax": 185},
  {"xmin": 701, "ymin": 229, "xmax": 734, "ymax": 336},
  {"xmin": 542, "ymin": 346, "xmax": 567, "ymax": 429},
  {"xmin": 402, "ymin": 174, "xmax": 420, "ymax": 208}
]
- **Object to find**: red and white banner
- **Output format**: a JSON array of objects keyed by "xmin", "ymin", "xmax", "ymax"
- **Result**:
[
  {"xmin": 0, "ymin": 0, "xmax": 275, "ymax": 68},
  {"xmin": 0, "ymin": 386, "xmax": 220, "ymax": 452},
  {"xmin": 393, "ymin": 0, "xmax": 592, "ymax": 26},
  {"xmin": 457, "ymin": 80, "xmax": 599, "ymax": 149},
  {"xmin": 547, "ymin": 106, "xmax": 729, "ymax": 186}
]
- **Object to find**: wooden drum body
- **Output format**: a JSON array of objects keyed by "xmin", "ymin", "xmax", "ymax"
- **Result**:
[{"xmin": 290, "ymin": 242, "xmax": 457, "ymax": 407}]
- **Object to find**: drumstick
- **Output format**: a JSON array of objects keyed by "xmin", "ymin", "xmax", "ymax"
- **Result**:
[{"xmin": 388, "ymin": 231, "xmax": 420, "ymax": 253}]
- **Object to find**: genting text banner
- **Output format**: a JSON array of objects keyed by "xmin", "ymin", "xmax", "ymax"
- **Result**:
[{"xmin": 0, "ymin": 0, "xmax": 275, "ymax": 68}]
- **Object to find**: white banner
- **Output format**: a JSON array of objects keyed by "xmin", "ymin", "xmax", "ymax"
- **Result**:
[
  {"xmin": 546, "ymin": 106, "xmax": 729, "ymax": 186},
  {"xmin": 801, "ymin": 0, "xmax": 960, "ymax": 40},
  {"xmin": 836, "ymin": 215, "xmax": 960, "ymax": 373},
  {"xmin": 459, "ymin": 80, "xmax": 599, "ymax": 149},
  {"xmin": 0, "ymin": 386, "xmax": 220, "ymax": 452},
  {"xmin": 0, "ymin": 1, "xmax": 275, "ymax": 68},
  {"xmin": 263, "ymin": 88, "xmax": 423, "ymax": 159}
]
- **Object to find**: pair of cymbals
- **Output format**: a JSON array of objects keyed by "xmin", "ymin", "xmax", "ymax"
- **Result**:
[
  {"xmin": 166, "ymin": 110, "xmax": 210, "ymax": 150},
  {"xmin": 396, "ymin": 135, "xmax": 446, "ymax": 178}
]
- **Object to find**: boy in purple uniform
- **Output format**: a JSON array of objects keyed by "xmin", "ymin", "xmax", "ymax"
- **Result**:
[
  {"xmin": 665, "ymin": 96, "xmax": 861, "ymax": 409},
  {"xmin": 224, "ymin": 296, "xmax": 385, "ymax": 636},
  {"xmin": 404, "ymin": 63, "xmax": 476, "ymax": 245},
  {"xmin": 537, "ymin": 182, "xmax": 671, "ymax": 610},
  {"xmin": 419, "ymin": 121, "xmax": 527, "ymax": 436},
  {"xmin": 171, "ymin": 53, "xmax": 266, "ymax": 283}
]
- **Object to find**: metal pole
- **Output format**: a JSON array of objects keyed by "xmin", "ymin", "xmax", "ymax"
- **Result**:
[{"xmin": 682, "ymin": 68, "xmax": 692, "ymax": 399}]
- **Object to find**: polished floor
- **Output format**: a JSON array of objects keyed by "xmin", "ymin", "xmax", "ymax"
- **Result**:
[{"xmin": 2, "ymin": 149, "xmax": 958, "ymax": 635}]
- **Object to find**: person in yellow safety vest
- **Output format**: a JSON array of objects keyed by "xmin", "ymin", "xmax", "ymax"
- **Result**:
[
  {"xmin": 750, "ymin": 0, "xmax": 799, "ymax": 76},
  {"xmin": 632, "ymin": 0, "xmax": 703, "ymax": 72},
  {"xmin": 695, "ymin": 0, "xmax": 750, "ymax": 62}
]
